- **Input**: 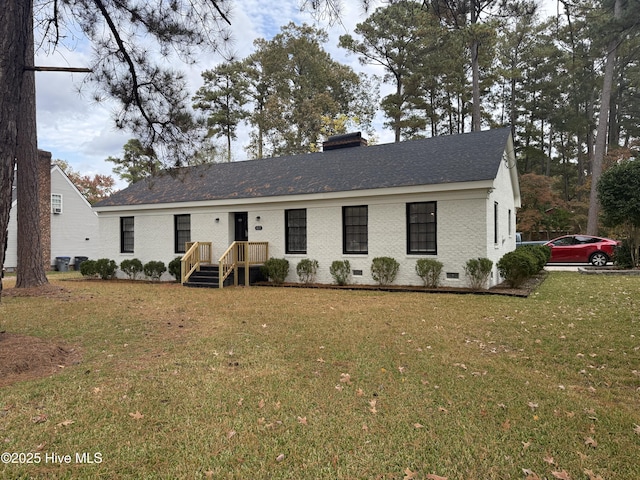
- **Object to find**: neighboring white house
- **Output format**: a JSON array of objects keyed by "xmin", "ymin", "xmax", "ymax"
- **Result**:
[
  {"xmin": 93, "ymin": 128, "xmax": 521, "ymax": 287},
  {"xmin": 5, "ymin": 164, "xmax": 99, "ymax": 271}
]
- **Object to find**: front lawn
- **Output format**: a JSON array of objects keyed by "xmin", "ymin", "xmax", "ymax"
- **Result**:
[{"xmin": 1, "ymin": 273, "xmax": 638, "ymax": 479}]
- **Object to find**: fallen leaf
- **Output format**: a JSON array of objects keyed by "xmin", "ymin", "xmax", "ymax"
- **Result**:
[
  {"xmin": 258, "ymin": 399, "xmax": 265, "ymax": 409},
  {"xmin": 413, "ymin": 423, "xmax": 424, "ymax": 429},
  {"xmin": 398, "ymin": 366, "xmax": 406, "ymax": 373},
  {"xmin": 129, "ymin": 411, "xmax": 144, "ymax": 420},
  {"xmin": 35, "ymin": 442, "xmax": 47, "ymax": 451},
  {"xmin": 403, "ymin": 467, "xmax": 418, "ymax": 480},
  {"xmin": 426, "ymin": 474, "xmax": 448, "ymax": 480},
  {"xmin": 583, "ymin": 469, "xmax": 604, "ymax": 480},
  {"xmin": 633, "ymin": 424, "xmax": 640, "ymax": 435},
  {"xmin": 522, "ymin": 441, "xmax": 531, "ymax": 450},
  {"xmin": 340, "ymin": 373, "xmax": 352, "ymax": 384},
  {"xmin": 226, "ymin": 430, "xmax": 236, "ymax": 439},
  {"xmin": 369, "ymin": 399, "xmax": 378, "ymax": 414},
  {"xmin": 237, "ymin": 398, "xmax": 243, "ymax": 406},
  {"xmin": 57, "ymin": 420, "xmax": 75, "ymax": 427},
  {"xmin": 275, "ymin": 453, "xmax": 285, "ymax": 462},
  {"xmin": 543, "ymin": 455, "xmax": 555, "ymax": 465},
  {"xmin": 204, "ymin": 469, "xmax": 214, "ymax": 478},
  {"xmin": 316, "ymin": 358, "xmax": 325, "ymax": 363},
  {"xmin": 584, "ymin": 436, "xmax": 598, "ymax": 448},
  {"xmin": 297, "ymin": 416, "xmax": 308, "ymax": 425},
  {"xmin": 522, "ymin": 470, "xmax": 542, "ymax": 480},
  {"xmin": 92, "ymin": 387, "xmax": 101, "ymax": 394},
  {"xmin": 356, "ymin": 388, "xmax": 364, "ymax": 397},
  {"xmin": 32, "ymin": 414, "xmax": 48, "ymax": 424},
  {"xmin": 501, "ymin": 419, "xmax": 511, "ymax": 431},
  {"xmin": 362, "ymin": 424, "xmax": 368, "ymax": 431},
  {"xmin": 527, "ymin": 402, "xmax": 539, "ymax": 410},
  {"xmin": 551, "ymin": 470, "xmax": 571, "ymax": 480},
  {"xmin": 438, "ymin": 406, "xmax": 448, "ymax": 414}
]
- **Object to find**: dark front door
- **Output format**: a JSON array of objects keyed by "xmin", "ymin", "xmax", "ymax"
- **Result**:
[{"xmin": 234, "ymin": 212, "xmax": 248, "ymax": 242}]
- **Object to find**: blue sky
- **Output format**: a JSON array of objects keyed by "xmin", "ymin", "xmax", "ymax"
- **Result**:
[{"xmin": 34, "ymin": 0, "xmax": 556, "ymax": 189}]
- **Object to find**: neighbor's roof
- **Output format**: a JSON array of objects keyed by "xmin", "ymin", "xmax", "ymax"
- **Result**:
[{"xmin": 95, "ymin": 128, "xmax": 512, "ymax": 208}]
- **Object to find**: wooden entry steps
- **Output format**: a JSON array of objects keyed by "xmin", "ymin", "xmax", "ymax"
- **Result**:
[{"xmin": 182, "ymin": 264, "xmax": 265, "ymax": 288}]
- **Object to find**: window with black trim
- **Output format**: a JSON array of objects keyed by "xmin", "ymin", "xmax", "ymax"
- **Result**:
[
  {"xmin": 285, "ymin": 209, "xmax": 307, "ymax": 254},
  {"xmin": 343, "ymin": 206, "xmax": 368, "ymax": 254},
  {"xmin": 175, "ymin": 214, "xmax": 191, "ymax": 253},
  {"xmin": 407, "ymin": 202, "xmax": 437, "ymax": 254},
  {"xmin": 120, "ymin": 217, "xmax": 134, "ymax": 253}
]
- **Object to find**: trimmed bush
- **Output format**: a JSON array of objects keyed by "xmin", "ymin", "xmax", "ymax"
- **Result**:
[
  {"xmin": 79, "ymin": 259, "xmax": 97, "ymax": 278},
  {"xmin": 497, "ymin": 250, "xmax": 538, "ymax": 288},
  {"xmin": 95, "ymin": 258, "xmax": 117, "ymax": 280},
  {"xmin": 120, "ymin": 258, "xmax": 143, "ymax": 280},
  {"xmin": 296, "ymin": 259, "xmax": 319, "ymax": 284},
  {"xmin": 371, "ymin": 256, "xmax": 400, "ymax": 285},
  {"xmin": 464, "ymin": 257, "xmax": 493, "ymax": 290},
  {"xmin": 415, "ymin": 259, "xmax": 443, "ymax": 288},
  {"xmin": 261, "ymin": 258, "xmax": 289, "ymax": 284},
  {"xmin": 518, "ymin": 245, "xmax": 550, "ymax": 272},
  {"xmin": 330, "ymin": 260, "xmax": 351, "ymax": 286},
  {"xmin": 143, "ymin": 260, "xmax": 167, "ymax": 281},
  {"xmin": 168, "ymin": 257, "xmax": 182, "ymax": 282}
]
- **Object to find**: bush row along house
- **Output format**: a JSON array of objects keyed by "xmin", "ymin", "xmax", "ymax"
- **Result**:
[
  {"xmin": 5, "ymin": 152, "xmax": 98, "ymax": 272},
  {"xmin": 93, "ymin": 128, "xmax": 521, "ymax": 288}
]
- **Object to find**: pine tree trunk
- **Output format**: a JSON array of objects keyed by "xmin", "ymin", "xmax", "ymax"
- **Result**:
[
  {"xmin": 0, "ymin": 0, "xmax": 28, "ymax": 299},
  {"xmin": 587, "ymin": 0, "xmax": 621, "ymax": 236},
  {"xmin": 15, "ymin": 0, "xmax": 49, "ymax": 289}
]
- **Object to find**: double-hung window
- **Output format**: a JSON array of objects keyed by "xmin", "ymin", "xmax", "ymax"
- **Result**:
[
  {"xmin": 343, "ymin": 206, "xmax": 368, "ymax": 254},
  {"xmin": 175, "ymin": 214, "xmax": 191, "ymax": 254},
  {"xmin": 120, "ymin": 217, "xmax": 134, "ymax": 253},
  {"xmin": 285, "ymin": 209, "xmax": 307, "ymax": 254},
  {"xmin": 407, "ymin": 202, "xmax": 436, "ymax": 254}
]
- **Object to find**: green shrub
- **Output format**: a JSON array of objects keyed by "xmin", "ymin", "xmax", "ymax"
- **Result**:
[
  {"xmin": 464, "ymin": 257, "xmax": 493, "ymax": 290},
  {"xmin": 143, "ymin": 260, "xmax": 167, "ymax": 281},
  {"xmin": 497, "ymin": 250, "xmax": 538, "ymax": 288},
  {"xmin": 415, "ymin": 259, "xmax": 443, "ymax": 288},
  {"xmin": 296, "ymin": 259, "xmax": 319, "ymax": 284},
  {"xmin": 168, "ymin": 257, "xmax": 182, "ymax": 282},
  {"xmin": 613, "ymin": 240, "xmax": 635, "ymax": 268},
  {"xmin": 79, "ymin": 259, "xmax": 97, "ymax": 278},
  {"xmin": 371, "ymin": 256, "xmax": 400, "ymax": 285},
  {"xmin": 518, "ymin": 245, "xmax": 550, "ymax": 272},
  {"xmin": 120, "ymin": 258, "xmax": 143, "ymax": 280},
  {"xmin": 329, "ymin": 260, "xmax": 351, "ymax": 286},
  {"xmin": 261, "ymin": 258, "xmax": 289, "ymax": 284},
  {"xmin": 95, "ymin": 258, "xmax": 117, "ymax": 280}
]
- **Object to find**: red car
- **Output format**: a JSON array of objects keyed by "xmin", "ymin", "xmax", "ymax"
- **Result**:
[{"xmin": 544, "ymin": 235, "xmax": 620, "ymax": 266}]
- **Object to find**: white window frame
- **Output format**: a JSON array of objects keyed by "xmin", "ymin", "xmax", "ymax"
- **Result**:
[{"xmin": 51, "ymin": 193, "xmax": 63, "ymax": 214}]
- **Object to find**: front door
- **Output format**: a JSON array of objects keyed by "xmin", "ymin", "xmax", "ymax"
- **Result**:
[{"xmin": 234, "ymin": 212, "xmax": 248, "ymax": 242}]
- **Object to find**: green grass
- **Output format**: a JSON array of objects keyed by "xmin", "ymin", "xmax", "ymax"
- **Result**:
[{"xmin": 1, "ymin": 272, "xmax": 639, "ymax": 479}]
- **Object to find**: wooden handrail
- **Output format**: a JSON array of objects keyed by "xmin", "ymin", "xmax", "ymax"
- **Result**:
[
  {"xmin": 218, "ymin": 241, "xmax": 269, "ymax": 288},
  {"xmin": 180, "ymin": 241, "xmax": 212, "ymax": 284}
]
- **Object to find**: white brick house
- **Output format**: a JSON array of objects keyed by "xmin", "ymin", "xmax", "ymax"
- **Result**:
[{"xmin": 93, "ymin": 129, "xmax": 521, "ymax": 287}]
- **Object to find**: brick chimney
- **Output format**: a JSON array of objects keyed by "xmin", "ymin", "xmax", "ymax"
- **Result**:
[
  {"xmin": 38, "ymin": 149, "xmax": 52, "ymax": 269},
  {"xmin": 322, "ymin": 132, "xmax": 368, "ymax": 151}
]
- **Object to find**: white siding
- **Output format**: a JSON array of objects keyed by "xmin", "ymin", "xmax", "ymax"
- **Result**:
[
  {"xmin": 50, "ymin": 168, "xmax": 99, "ymax": 266},
  {"xmin": 4, "ymin": 167, "xmax": 98, "ymax": 270}
]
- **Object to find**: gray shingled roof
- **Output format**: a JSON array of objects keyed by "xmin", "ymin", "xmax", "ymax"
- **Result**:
[{"xmin": 95, "ymin": 128, "xmax": 511, "ymax": 208}]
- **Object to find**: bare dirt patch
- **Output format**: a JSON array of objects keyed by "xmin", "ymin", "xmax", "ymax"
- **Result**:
[
  {"xmin": 0, "ymin": 332, "xmax": 81, "ymax": 388},
  {"xmin": 1, "ymin": 283, "xmax": 72, "ymax": 299}
]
